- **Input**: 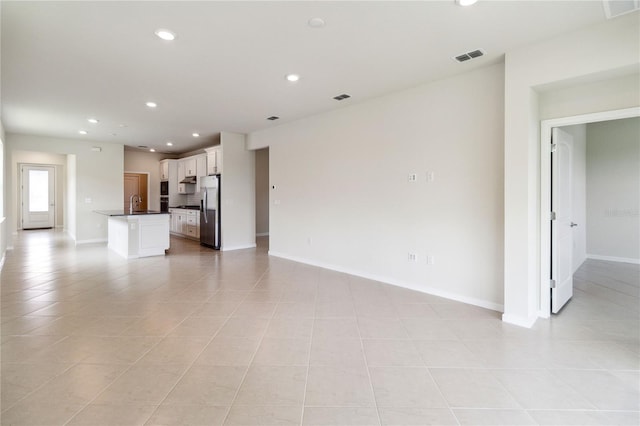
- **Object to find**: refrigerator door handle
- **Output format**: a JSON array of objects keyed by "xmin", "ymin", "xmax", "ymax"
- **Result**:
[{"xmin": 202, "ymin": 190, "xmax": 208, "ymax": 224}]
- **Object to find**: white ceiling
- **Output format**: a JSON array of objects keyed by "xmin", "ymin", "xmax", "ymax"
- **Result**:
[{"xmin": 2, "ymin": 1, "xmax": 609, "ymax": 154}]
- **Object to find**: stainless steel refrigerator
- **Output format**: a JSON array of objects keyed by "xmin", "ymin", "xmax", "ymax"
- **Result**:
[{"xmin": 200, "ymin": 175, "xmax": 220, "ymax": 249}]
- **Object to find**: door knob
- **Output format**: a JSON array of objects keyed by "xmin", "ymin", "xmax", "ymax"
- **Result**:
[{"xmin": 570, "ymin": 222, "xmax": 578, "ymax": 227}]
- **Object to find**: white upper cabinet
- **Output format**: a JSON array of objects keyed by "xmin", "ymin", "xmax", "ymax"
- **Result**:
[
  {"xmin": 183, "ymin": 157, "xmax": 197, "ymax": 177},
  {"xmin": 196, "ymin": 154, "xmax": 207, "ymax": 187},
  {"xmin": 205, "ymin": 146, "xmax": 223, "ymax": 175},
  {"xmin": 177, "ymin": 161, "xmax": 195, "ymax": 194},
  {"xmin": 160, "ymin": 160, "xmax": 170, "ymax": 181}
]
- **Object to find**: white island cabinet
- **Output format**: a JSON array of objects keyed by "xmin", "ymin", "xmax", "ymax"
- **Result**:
[{"xmin": 96, "ymin": 210, "xmax": 170, "ymax": 259}]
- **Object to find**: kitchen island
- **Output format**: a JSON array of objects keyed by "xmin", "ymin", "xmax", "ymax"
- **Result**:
[{"xmin": 95, "ymin": 210, "xmax": 170, "ymax": 259}]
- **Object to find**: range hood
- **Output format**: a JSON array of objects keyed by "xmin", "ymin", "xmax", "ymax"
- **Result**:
[{"xmin": 179, "ymin": 176, "xmax": 197, "ymax": 184}]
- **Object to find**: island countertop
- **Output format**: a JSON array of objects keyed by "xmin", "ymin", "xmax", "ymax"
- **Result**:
[{"xmin": 95, "ymin": 210, "xmax": 169, "ymax": 216}]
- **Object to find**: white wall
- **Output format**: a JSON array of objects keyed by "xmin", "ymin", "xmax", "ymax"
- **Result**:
[
  {"xmin": 255, "ymin": 148, "xmax": 269, "ymax": 236},
  {"xmin": 221, "ymin": 132, "xmax": 256, "ymax": 251},
  {"xmin": 66, "ymin": 154, "xmax": 77, "ymax": 240},
  {"xmin": 6, "ymin": 133, "xmax": 123, "ymax": 243},
  {"xmin": 12, "ymin": 151, "xmax": 66, "ymax": 229},
  {"xmin": 586, "ymin": 117, "xmax": 640, "ymax": 263},
  {"xmin": 503, "ymin": 12, "xmax": 640, "ymax": 327},
  {"xmin": 560, "ymin": 124, "xmax": 587, "ymax": 272},
  {"xmin": 249, "ymin": 63, "xmax": 505, "ymax": 310},
  {"xmin": 540, "ymin": 73, "xmax": 640, "ymax": 120},
  {"xmin": 0, "ymin": 119, "xmax": 6, "ymax": 258}
]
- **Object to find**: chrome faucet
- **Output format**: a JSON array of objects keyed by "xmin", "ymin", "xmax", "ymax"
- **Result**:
[{"xmin": 129, "ymin": 194, "xmax": 142, "ymax": 213}]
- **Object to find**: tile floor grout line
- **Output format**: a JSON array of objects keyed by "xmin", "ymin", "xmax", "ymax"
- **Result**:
[
  {"xmin": 0, "ymin": 360, "xmax": 77, "ymax": 415},
  {"xmin": 298, "ymin": 290, "xmax": 318, "ymax": 426},
  {"xmin": 351, "ymin": 280, "xmax": 384, "ymax": 426},
  {"xmin": 60, "ymin": 324, "xmax": 190, "ymax": 425},
  {"xmin": 219, "ymin": 267, "xmax": 285, "ymax": 425},
  {"xmin": 0, "ymin": 334, "xmax": 74, "ymax": 414},
  {"xmin": 58, "ymin": 281, "xmax": 226, "ymax": 425},
  {"xmin": 140, "ymin": 280, "xmax": 261, "ymax": 425},
  {"xmin": 414, "ymin": 343, "xmax": 462, "ymax": 425}
]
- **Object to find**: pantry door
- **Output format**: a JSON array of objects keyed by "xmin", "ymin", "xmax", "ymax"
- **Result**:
[
  {"xmin": 124, "ymin": 173, "xmax": 148, "ymax": 211},
  {"xmin": 21, "ymin": 165, "xmax": 55, "ymax": 229}
]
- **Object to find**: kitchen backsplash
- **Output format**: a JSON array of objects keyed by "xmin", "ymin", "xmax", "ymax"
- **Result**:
[{"xmin": 186, "ymin": 193, "xmax": 200, "ymax": 206}]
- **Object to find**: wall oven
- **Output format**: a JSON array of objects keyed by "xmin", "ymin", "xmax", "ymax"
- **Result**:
[{"xmin": 160, "ymin": 197, "xmax": 169, "ymax": 212}]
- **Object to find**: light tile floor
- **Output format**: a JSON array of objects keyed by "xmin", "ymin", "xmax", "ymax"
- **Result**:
[{"xmin": 1, "ymin": 230, "xmax": 638, "ymax": 425}]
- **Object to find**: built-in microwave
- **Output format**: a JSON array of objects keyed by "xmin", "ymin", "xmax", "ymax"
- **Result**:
[{"xmin": 160, "ymin": 181, "xmax": 169, "ymax": 196}]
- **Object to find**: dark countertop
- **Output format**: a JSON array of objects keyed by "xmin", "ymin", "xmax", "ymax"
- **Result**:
[
  {"xmin": 94, "ymin": 210, "xmax": 169, "ymax": 217},
  {"xmin": 169, "ymin": 205, "xmax": 201, "ymax": 210}
]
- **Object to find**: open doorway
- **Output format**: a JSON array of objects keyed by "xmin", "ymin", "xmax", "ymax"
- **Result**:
[
  {"xmin": 540, "ymin": 107, "xmax": 640, "ymax": 317},
  {"xmin": 124, "ymin": 172, "xmax": 148, "ymax": 212},
  {"xmin": 255, "ymin": 148, "xmax": 269, "ymax": 250}
]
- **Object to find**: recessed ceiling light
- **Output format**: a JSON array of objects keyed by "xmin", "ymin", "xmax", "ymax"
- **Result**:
[
  {"xmin": 456, "ymin": 0, "xmax": 478, "ymax": 6},
  {"xmin": 154, "ymin": 29, "xmax": 176, "ymax": 41},
  {"xmin": 150, "ymin": 148, "xmax": 156, "ymax": 152},
  {"xmin": 78, "ymin": 130, "xmax": 88, "ymax": 135},
  {"xmin": 119, "ymin": 123, "xmax": 127, "ymax": 128},
  {"xmin": 192, "ymin": 133, "xmax": 200, "ymax": 138},
  {"xmin": 308, "ymin": 17, "xmax": 325, "ymax": 28},
  {"xmin": 166, "ymin": 141, "xmax": 173, "ymax": 146},
  {"xmin": 87, "ymin": 118, "xmax": 99, "ymax": 124},
  {"xmin": 285, "ymin": 74, "xmax": 300, "ymax": 82},
  {"xmin": 146, "ymin": 101, "xmax": 157, "ymax": 108},
  {"xmin": 267, "ymin": 116, "xmax": 280, "ymax": 121}
]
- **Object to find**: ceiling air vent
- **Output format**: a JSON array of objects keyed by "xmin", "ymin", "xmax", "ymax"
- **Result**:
[
  {"xmin": 453, "ymin": 49, "xmax": 485, "ymax": 63},
  {"xmin": 603, "ymin": 0, "xmax": 639, "ymax": 19},
  {"xmin": 267, "ymin": 116, "xmax": 279, "ymax": 121},
  {"xmin": 333, "ymin": 94, "xmax": 351, "ymax": 101}
]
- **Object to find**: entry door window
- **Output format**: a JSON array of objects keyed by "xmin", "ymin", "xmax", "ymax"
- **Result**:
[
  {"xmin": 21, "ymin": 165, "xmax": 55, "ymax": 229},
  {"xmin": 29, "ymin": 170, "xmax": 50, "ymax": 212}
]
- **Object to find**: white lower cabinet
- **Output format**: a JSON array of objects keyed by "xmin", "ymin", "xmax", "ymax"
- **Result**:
[{"xmin": 169, "ymin": 208, "xmax": 200, "ymax": 240}]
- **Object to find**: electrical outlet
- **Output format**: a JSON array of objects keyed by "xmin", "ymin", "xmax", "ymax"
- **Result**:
[
  {"xmin": 426, "ymin": 255, "xmax": 435, "ymax": 265},
  {"xmin": 408, "ymin": 252, "xmax": 418, "ymax": 262},
  {"xmin": 408, "ymin": 173, "xmax": 417, "ymax": 183},
  {"xmin": 426, "ymin": 171, "xmax": 435, "ymax": 182}
]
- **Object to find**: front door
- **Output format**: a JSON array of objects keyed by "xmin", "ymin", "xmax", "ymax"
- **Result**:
[
  {"xmin": 551, "ymin": 127, "xmax": 574, "ymax": 313},
  {"xmin": 21, "ymin": 165, "xmax": 55, "ymax": 229}
]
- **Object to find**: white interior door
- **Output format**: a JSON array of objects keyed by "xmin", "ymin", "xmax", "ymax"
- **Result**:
[
  {"xmin": 551, "ymin": 128, "xmax": 574, "ymax": 313},
  {"xmin": 21, "ymin": 165, "xmax": 55, "ymax": 229}
]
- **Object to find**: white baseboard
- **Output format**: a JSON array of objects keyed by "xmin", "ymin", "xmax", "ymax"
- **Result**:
[
  {"xmin": 587, "ymin": 254, "xmax": 640, "ymax": 265},
  {"xmin": 502, "ymin": 313, "xmax": 538, "ymax": 328},
  {"xmin": 268, "ymin": 250, "xmax": 504, "ymax": 313},
  {"xmin": 256, "ymin": 232, "xmax": 269, "ymax": 237},
  {"xmin": 75, "ymin": 238, "xmax": 107, "ymax": 245},
  {"xmin": 222, "ymin": 243, "xmax": 257, "ymax": 252}
]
